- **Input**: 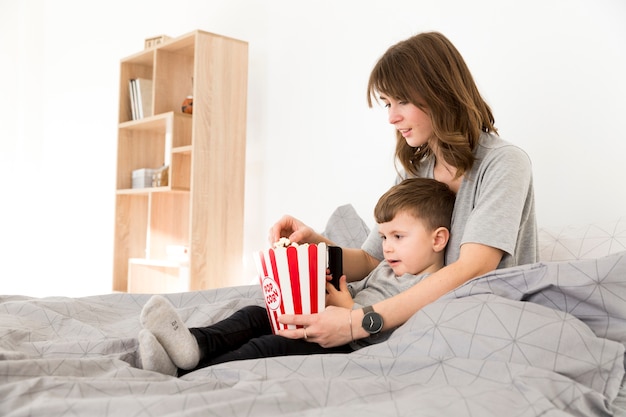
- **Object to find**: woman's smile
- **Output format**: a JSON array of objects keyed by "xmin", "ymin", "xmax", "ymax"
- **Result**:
[{"xmin": 398, "ymin": 128, "xmax": 412, "ymax": 138}]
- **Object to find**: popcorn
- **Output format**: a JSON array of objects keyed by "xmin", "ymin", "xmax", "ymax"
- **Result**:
[
  {"xmin": 273, "ymin": 237, "xmax": 299, "ymax": 248},
  {"xmin": 254, "ymin": 242, "xmax": 327, "ymax": 334}
]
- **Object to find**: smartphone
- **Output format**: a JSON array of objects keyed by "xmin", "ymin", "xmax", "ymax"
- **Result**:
[{"xmin": 327, "ymin": 246, "xmax": 343, "ymax": 290}]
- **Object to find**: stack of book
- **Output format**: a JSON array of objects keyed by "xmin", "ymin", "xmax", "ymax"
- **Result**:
[{"xmin": 129, "ymin": 78, "xmax": 153, "ymax": 120}]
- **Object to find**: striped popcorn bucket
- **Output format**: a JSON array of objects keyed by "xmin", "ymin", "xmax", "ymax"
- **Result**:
[{"xmin": 254, "ymin": 243, "xmax": 327, "ymax": 334}]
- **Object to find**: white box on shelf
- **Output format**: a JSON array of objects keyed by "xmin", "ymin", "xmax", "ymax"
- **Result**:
[{"xmin": 132, "ymin": 168, "xmax": 157, "ymax": 189}]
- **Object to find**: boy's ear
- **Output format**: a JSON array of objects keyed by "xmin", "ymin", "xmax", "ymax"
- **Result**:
[{"xmin": 432, "ymin": 227, "xmax": 450, "ymax": 252}]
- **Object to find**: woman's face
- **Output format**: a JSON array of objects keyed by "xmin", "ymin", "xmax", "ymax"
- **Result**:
[{"xmin": 380, "ymin": 94, "xmax": 433, "ymax": 149}]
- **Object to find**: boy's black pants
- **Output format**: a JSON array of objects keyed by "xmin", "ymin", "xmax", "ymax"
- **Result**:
[{"xmin": 183, "ymin": 305, "xmax": 352, "ymax": 374}]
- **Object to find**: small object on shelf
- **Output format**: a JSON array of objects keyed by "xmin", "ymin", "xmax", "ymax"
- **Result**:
[
  {"xmin": 181, "ymin": 96, "xmax": 193, "ymax": 114},
  {"xmin": 132, "ymin": 168, "xmax": 158, "ymax": 189},
  {"xmin": 151, "ymin": 165, "xmax": 169, "ymax": 187},
  {"xmin": 144, "ymin": 35, "xmax": 171, "ymax": 49}
]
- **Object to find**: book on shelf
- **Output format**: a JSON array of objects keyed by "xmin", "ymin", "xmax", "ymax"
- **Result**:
[
  {"xmin": 136, "ymin": 78, "xmax": 153, "ymax": 119},
  {"xmin": 128, "ymin": 80, "xmax": 137, "ymax": 120},
  {"xmin": 128, "ymin": 78, "xmax": 153, "ymax": 120}
]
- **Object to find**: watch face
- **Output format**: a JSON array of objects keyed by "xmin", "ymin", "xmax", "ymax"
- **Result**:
[{"xmin": 362, "ymin": 311, "xmax": 383, "ymax": 334}]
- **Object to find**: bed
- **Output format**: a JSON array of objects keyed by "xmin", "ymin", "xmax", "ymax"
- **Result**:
[{"xmin": 1, "ymin": 208, "xmax": 625, "ymax": 417}]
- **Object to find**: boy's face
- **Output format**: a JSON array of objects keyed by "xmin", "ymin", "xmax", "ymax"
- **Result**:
[{"xmin": 378, "ymin": 211, "xmax": 442, "ymax": 277}]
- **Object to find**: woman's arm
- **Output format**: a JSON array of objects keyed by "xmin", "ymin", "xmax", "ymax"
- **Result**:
[
  {"xmin": 278, "ymin": 242, "xmax": 503, "ymax": 347},
  {"xmin": 341, "ymin": 247, "xmax": 380, "ymax": 282}
]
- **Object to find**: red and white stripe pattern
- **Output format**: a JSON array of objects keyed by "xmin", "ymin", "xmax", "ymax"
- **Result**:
[{"xmin": 255, "ymin": 243, "xmax": 327, "ymax": 334}]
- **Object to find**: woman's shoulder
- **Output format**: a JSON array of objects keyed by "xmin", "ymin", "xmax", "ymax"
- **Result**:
[{"xmin": 476, "ymin": 132, "xmax": 532, "ymax": 163}]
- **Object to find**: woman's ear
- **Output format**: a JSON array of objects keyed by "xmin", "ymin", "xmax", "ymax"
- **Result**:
[{"xmin": 432, "ymin": 227, "xmax": 450, "ymax": 253}]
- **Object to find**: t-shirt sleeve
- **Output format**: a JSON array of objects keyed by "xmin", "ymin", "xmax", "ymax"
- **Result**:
[{"xmin": 459, "ymin": 145, "xmax": 534, "ymax": 257}]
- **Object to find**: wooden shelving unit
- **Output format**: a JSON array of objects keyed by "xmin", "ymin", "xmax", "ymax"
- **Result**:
[{"xmin": 112, "ymin": 30, "xmax": 248, "ymax": 293}]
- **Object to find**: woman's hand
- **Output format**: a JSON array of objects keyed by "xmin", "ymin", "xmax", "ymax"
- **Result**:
[
  {"xmin": 325, "ymin": 275, "xmax": 353, "ymax": 309},
  {"xmin": 277, "ymin": 306, "xmax": 355, "ymax": 348},
  {"xmin": 268, "ymin": 215, "xmax": 327, "ymax": 245}
]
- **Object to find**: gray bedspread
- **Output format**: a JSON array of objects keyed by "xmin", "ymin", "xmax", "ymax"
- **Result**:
[{"xmin": 1, "ymin": 252, "xmax": 625, "ymax": 416}]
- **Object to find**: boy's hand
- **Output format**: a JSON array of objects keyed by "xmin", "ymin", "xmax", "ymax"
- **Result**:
[{"xmin": 325, "ymin": 275, "xmax": 353, "ymax": 309}]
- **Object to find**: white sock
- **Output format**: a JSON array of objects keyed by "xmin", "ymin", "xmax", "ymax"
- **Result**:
[
  {"xmin": 140, "ymin": 295, "xmax": 200, "ymax": 370},
  {"xmin": 138, "ymin": 329, "xmax": 177, "ymax": 376}
]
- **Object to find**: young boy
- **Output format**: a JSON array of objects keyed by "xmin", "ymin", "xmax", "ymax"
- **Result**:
[{"xmin": 139, "ymin": 178, "xmax": 455, "ymax": 376}]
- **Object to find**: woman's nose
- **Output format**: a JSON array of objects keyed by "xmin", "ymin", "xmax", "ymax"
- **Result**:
[{"xmin": 388, "ymin": 107, "xmax": 401, "ymax": 125}]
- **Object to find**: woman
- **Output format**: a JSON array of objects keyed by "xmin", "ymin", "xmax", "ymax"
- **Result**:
[{"xmin": 270, "ymin": 31, "xmax": 537, "ymax": 347}]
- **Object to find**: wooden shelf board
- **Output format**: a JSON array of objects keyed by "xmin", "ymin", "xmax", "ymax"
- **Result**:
[
  {"xmin": 116, "ymin": 186, "xmax": 190, "ymax": 195},
  {"xmin": 129, "ymin": 258, "xmax": 189, "ymax": 268}
]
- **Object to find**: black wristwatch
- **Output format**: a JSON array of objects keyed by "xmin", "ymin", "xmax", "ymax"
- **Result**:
[{"xmin": 361, "ymin": 305, "xmax": 384, "ymax": 334}]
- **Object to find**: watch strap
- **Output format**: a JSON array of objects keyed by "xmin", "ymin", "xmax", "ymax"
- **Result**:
[{"xmin": 362, "ymin": 305, "xmax": 374, "ymax": 315}]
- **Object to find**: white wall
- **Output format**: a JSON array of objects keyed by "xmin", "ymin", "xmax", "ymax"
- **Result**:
[{"xmin": 1, "ymin": 0, "xmax": 625, "ymax": 297}]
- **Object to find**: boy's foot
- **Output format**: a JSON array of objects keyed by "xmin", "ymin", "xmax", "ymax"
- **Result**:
[
  {"xmin": 138, "ymin": 329, "xmax": 177, "ymax": 376},
  {"xmin": 140, "ymin": 295, "xmax": 200, "ymax": 370}
]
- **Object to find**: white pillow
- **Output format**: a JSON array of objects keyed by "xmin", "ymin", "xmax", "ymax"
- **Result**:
[{"xmin": 538, "ymin": 217, "xmax": 626, "ymax": 261}]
